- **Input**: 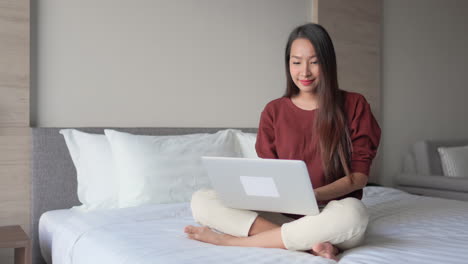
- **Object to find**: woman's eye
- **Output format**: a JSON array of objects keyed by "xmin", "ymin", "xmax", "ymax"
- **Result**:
[
  {"xmin": 311, "ymin": 61, "xmax": 318, "ymax": 64},
  {"xmin": 292, "ymin": 62, "xmax": 300, "ymax": 65}
]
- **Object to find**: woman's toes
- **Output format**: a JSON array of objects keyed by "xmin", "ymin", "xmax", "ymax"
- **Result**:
[
  {"xmin": 184, "ymin": 225, "xmax": 203, "ymax": 235},
  {"xmin": 184, "ymin": 225, "xmax": 193, "ymax": 234},
  {"xmin": 310, "ymin": 242, "xmax": 340, "ymax": 261},
  {"xmin": 332, "ymin": 245, "xmax": 340, "ymax": 255},
  {"xmin": 325, "ymin": 253, "xmax": 338, "ymax": 261},
  {"xmin": 312, "ymin": 242, "xmax": 326, "ymax": 253},
  {"xmin": 184, "ymin": 225, "xmax": 228, "ymax": 245},
  {"xmin": 312, "ymin": 242, "xmax": 333, "ymax": 254}
]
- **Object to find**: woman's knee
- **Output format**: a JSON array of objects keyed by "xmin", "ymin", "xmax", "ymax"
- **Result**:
[
  {"xmin": 191, "ymin": 188, "xmax": 217, "ymax": 203},
  {"xmin": 335, "ymin": 228, "xmax": 367, "ymax": 251},
  {"xmin": 338, "ymin": 197, "xmax": 369, "ymax": 230},
  {"xmin": 190, "ymin": 188, "xmax": 217, "ymax": 222},
  {"xmin": 280, "ymin": 198, "xmax": 369, "ymax": 251}
]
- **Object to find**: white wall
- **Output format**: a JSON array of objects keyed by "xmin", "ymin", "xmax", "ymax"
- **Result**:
[
  {"xmin": 33, "ymin": 0, "xmax": 311, "ymax": 127},
  {"xmin": 381, "ymin": 0, "xmax": 468, "ymax": 186}
]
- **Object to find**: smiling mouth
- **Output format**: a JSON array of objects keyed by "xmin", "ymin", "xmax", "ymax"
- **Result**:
[{"xmin": 300, "ymin": 79, "xmax": 314, "ymax": 85}]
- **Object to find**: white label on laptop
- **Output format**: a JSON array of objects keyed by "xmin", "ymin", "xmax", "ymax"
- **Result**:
[{"xmin": 239, "ymin": 176, "xmax": 280, "ymax": 197}]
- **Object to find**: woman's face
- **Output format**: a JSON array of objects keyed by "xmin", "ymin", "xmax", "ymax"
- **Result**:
[{"xmin": 289, "ymin": 38, "xmax": 320, "ymax": 94}]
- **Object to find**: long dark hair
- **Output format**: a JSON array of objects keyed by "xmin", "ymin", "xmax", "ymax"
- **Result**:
[{"xmin": 283, "ymin": 23, "xmax": 352, "ymax": 184}]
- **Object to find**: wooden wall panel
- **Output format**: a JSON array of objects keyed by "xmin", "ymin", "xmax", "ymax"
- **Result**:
[
  {"xmin": 317, "ymin": 0, "xmax": 381, "ymax": 118},
  {"xmin": 317, "ymin": 0, "xmax": 382, "ymax": 183},
  {"xmin": 0, "ymin": 0, "xmax": 30, "ymax": 263},
  {"xmin": 0, "ymin": 2, "xmax": 30, "ymax": 126}
]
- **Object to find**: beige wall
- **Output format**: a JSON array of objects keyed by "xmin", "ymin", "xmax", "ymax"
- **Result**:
[
  {"xmin": 317, "ymin": 0, "xmax": 382, "ymax": 183},
  {"xmin": 381, "ymin": 0, "xmax": 468, "ymax": 186},
  {"xmin": 0, "ymin": 0, "xmax": 30, "ymax": 263},
  {"xmin": 32, "ymin": 0, "xmax": 311, "ymax": 128}
]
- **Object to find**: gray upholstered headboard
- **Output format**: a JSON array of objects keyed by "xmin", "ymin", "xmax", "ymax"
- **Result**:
[{"xmin": 31, "ymin": 127, "xmax": 257, "ymax": 264}]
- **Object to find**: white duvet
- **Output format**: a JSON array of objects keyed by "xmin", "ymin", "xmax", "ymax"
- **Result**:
[{"xmin": 42, "ymin": 187, "xmax": 468, "ymax": 264}]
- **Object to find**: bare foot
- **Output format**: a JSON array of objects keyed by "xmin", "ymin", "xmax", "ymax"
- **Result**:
[
  {"xmin": 310, "ymin": 242, "xmax": 339, "ymax": 261},
  {"xmin": 184, "ymin": 225, "xmax": 233, "ymax": 246}
]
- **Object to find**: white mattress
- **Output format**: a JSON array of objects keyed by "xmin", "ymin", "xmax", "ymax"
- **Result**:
[{"xmin": 39, "ymin": 187, "xmax": 468, "ymax": 264}]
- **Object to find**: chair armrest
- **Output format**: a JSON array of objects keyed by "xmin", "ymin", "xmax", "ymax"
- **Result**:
[{"xmin": 396, "ymin": 173, "xmax": 468, "ymax": 193}]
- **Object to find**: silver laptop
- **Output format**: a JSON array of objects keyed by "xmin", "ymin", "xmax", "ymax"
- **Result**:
[{"xmin": 201, "ymin": 156, "xmax": 320, "ymax": 216}]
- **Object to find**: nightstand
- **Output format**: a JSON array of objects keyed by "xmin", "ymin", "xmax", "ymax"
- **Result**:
[{"xmin": 0, "ymin": 225, "xmax": 30, "ymax": 264}]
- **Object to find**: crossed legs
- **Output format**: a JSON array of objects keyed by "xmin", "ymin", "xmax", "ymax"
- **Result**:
[
  {"xmin": 184, "ymin": 215, "xmax": 339, "ymax": 260},
  {"xmin": 184, "ymin": 189, "xmax": 355, "ymax": 260}
]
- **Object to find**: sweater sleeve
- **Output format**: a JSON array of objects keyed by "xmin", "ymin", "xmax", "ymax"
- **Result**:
[
  {"xmin": 255, "ymin": 106, "xmax": 279, "ymax": 159},
  {"xmin": 348, "ymin": 96, "xmax": 381, "ymax": 176}
]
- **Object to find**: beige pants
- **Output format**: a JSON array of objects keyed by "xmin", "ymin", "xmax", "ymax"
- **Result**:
[{"xmin": 191, "ymin": 189, "xmax": 369, "ymax": 251}]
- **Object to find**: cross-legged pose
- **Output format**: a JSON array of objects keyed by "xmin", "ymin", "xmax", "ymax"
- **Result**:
[{"xmin": 184, "ymin": 23, "xmax": 381, "ymax": 261}]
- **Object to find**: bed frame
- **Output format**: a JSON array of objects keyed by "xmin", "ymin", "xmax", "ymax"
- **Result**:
[{"xmin": 31, "ymin": 127, "xmax": 257, "ymax": 264}]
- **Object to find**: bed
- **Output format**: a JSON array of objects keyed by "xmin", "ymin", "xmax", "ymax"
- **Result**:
[{"xmin": 31, "ymin": 127, "xmax": 468, "ymax": 264}]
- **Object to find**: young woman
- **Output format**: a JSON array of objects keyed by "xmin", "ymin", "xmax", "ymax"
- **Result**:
[{"xmin": 184, "ymin": 23, "xmax": 381, "ymax": 261}]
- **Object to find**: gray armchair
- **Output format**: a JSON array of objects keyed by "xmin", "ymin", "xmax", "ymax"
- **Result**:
[{"xmin": 395, "ymin": 139, "xmax": 468, "ymax": 201}]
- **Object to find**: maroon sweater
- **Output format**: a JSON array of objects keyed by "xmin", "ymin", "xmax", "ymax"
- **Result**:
[{"xmin": 255, "ymin": 91, "xmax": 381, "ymax": 213}]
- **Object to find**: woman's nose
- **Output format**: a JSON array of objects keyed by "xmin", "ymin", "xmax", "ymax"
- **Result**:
[{"xmin": 301, "ymin": 64, "xmax": 311, "ymax": 77}]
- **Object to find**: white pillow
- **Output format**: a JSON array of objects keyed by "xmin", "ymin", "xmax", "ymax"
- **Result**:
[
  {"xmin": 235, "ymin": 131, "xmax": 259, "ymax": 158},
  {"xmin": 438, "ymin": 145, "xmax": 468, "ymax": 178},
  {"xmin": 59, "ymin": 129, "xmax": 118, "ymax": 211},
  {"xmin": 105, "ymin": 129, "xmax": 242, "ymax": 208}
]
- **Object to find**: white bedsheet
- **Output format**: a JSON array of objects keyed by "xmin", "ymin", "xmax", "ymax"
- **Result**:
[
  {"xmin": 38, "ymin": 208, "xmax": 77, "ymax": 264},
  {"xmin": 41, "ymin": 187, "xmax": 468, "ymax": 264}
]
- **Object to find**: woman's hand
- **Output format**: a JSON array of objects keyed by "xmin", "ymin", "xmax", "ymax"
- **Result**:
[{"xmin": 313, "ymin": 172, "xmax": 368, "ymax": 202}]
